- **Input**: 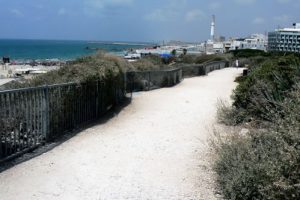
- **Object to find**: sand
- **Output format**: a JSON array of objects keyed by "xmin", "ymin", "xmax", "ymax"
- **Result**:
[
  {"xmin": 0, "ymin": 68, "xmax": 242, "ymax": 200},
  {"xmin": 0, "ymin": 78, "xmax": 14, "ymax": 86}
]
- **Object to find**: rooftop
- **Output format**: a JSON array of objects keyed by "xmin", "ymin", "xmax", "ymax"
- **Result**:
[
  {"xmin": 276, "ymin": 28, "xmax": 300, "ymax": 32},
  {"xmin": 275, "ymin": 23, "xmax": 300, "ymax": 33}
]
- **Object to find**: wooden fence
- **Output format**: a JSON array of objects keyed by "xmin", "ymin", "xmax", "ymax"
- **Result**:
[
  {"xmin": 180, "ymin": 61, "xmax": 228, "ymax": 78},
  {"xmin": 0, "ymin": 60, "xmax": 228, "ymax": 162},
  {"xmin": 126, "ymin": 61, "xmax": 228, "ymax": 92},
  {"xmin": 126, "ymin": 68, "xmax": 183, "ymax": 92},
  {"xmin": 0, "ymin": 80, "xmax": 125, "ymax": 162}
]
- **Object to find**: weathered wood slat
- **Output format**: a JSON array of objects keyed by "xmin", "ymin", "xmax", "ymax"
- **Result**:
[
  {"xmin": 0, "ymin": 75, "xmax": 128, "ymax": 162},
  {"xmin": 0, "ymin": 94, "xmax": 3, "ymax": 158}
]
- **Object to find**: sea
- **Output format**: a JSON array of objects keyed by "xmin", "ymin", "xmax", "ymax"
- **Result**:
[{"xmin": 0, "ymin": 39, "xmax": 151, "ymax": 62}]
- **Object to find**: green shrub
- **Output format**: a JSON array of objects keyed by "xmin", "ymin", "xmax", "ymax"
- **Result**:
[
  {"xmin": 130, "ymin": 59, "xmax": 158, "ymax": 71},
  {"xmin": 232, "ymin": 55, "xmax": 300, "ymax": 123},
  {"xmin": 195, "ymin": 54, "xmax": 226, "ymax": 64},
  {"xmin": 214, "ymin": 53, "xmax": 300, "ymax": 199},
  {"xmin": 229, "ymin": 50, "xmax": 300, "ymax": 69},
  {"xmin": 230, "ymin": 49, "xmax": 270, "ymax": 58},
  {"xmin": 214, "ymin": 85, "xmax": 300, "ymax": 199},
  {"xmin": 130, "ymin": 54, "xmax": 167, "ymax": 71},
  {"xmin": 176, "ymin": 54, "xmax": 229, "ymax": 64},
  {"xmin": 177, "ymin": 54, "xmax": 197, "ymax": 64},
  {"xmin": 142, "ymin": 54, "xmax": 164, "ymax": 66},
  {"xmin": 171, "ymin": 49, "xmax": 177, "ymax": 56}
]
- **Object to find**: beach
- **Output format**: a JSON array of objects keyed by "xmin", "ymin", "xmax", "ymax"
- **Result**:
[{"xmin": 0, "ymin": 64, "xmax": 60, "ymax": 83}]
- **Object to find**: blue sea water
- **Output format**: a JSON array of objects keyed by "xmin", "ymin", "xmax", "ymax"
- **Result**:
[{"xmin": 0, "ymin": 39, "xmax": 150, "ymax": 61}]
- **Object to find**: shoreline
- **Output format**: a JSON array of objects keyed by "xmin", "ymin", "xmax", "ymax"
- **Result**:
[{"xmin": 1, "ymin": 51, "xmax": 127, "ymax": 65}]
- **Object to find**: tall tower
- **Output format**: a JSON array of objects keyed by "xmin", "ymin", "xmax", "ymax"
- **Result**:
[{"xmin": 211, "ymin": 15, "xmax": 216, "ymax": 42}]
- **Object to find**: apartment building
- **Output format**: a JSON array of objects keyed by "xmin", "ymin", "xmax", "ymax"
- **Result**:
[{"xmin": 268, "ymin": 23, "xmax": 300, "ymax": 53}]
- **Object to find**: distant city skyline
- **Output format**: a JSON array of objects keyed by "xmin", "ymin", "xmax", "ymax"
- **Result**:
[{"xmin": 0, "ymin": 0, "xmax": 299, "ymax": 42}]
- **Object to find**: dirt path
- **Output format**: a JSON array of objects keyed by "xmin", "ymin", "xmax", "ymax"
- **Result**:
[{"xmin": 0, "ymin": 68, "xmax": 242, "ymax": 200}]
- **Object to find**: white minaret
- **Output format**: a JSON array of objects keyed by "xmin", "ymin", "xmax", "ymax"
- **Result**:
[{"xmin": 211, "ymin": 15, "xmax": 215, "ymax": 42}]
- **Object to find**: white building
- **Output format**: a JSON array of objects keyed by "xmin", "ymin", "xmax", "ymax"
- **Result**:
[
  {"xmin": 268, "ymin": 23, "xmax": 300, "ymax": 53},
  {"xmin": 228, "ymin": 34, "xmax": 268, "ymax": 51},
  {"xmin": 228, "ymin": 39, "xmax": 244, "ymax": 51},
  {"xmin": 204, "ymin": 41, "xmax": 225, "ymax": 54},
  {"xmin": 241, "ymin": 34, "xmax": 267, "ymax": 51},
  {"xmin": 203, "ymin": 15, "xmax": 268, "ymax": 54},
  {"xmin": 213, "ymin": 43, "xmax": 225, "ymax": 53}
]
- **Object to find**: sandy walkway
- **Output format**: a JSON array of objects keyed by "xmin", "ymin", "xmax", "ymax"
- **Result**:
[{"xmin": 0, "ymin": 68, "xmax": 242, "ymax": 200}]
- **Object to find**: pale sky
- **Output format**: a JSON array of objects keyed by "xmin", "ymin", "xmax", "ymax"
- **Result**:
[{"xmin": 0, "ymin": 0, "xmax": 299, "ymax": 42}]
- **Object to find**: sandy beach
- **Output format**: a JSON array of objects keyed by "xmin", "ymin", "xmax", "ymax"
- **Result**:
[
  {"xmin": 0, "ymin": 78, "xmax": 15, "ymax": 86},
  {"xmin": 0, "ymin": 68, "xmax": 242, "ymax": 200},
  {"xmin": 0, "ymin": 64, "xmax": 60, "ymax": 82},
  {"xmin": 1, "ymin": 64, "xmax": 60, "ymax": 72}
]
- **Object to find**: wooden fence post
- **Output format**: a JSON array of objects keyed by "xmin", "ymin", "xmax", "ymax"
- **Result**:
[
  {"xmin": 42, "ymin": 86, "xmax": 49, "ymax": 142},
  {"xmin": 96, "ymin": 81, "xmax": 99, "ymax": 118},
  {"xmin": 0, "ymin": 94, "xmax": 3, "ymax": 158}
]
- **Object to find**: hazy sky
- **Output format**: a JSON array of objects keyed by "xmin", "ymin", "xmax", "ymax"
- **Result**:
[{"xmin": 0, "ymin": 0, "xmax": 299, "ymax": 42}]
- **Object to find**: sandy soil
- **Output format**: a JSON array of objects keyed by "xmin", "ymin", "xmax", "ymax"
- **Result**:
[
  {"xmin": 0, "ymin": 78, "xmax": 15, "ymax": 86},
  {"xmin": 0, "ymin": 68, "xmax": 242, "ymax": 200}
]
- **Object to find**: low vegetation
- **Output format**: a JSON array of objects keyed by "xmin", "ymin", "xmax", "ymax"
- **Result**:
[
  {"xmin": 229, "ymin": 49, "xmax": 270, "ymax": 58},
  {"xmin": 130, "ymin": 51, "xmax": 231, "ymax": 71},
  {"xmin": 2, "ymin": 52, "xmax": 132, "ymax": 89},
  {"xmin": 177, "ymin": 54, "xmax": 231, "ymax": 64},
  {"xmin": 1, "ymin": 50, "xmax": 233, "ymax": 90},
  {"xmin": 130, "ymin": 54, "xmax": 165, "ymax": 71},
  {"xmin": 214, "ymin": 52, "xmax": 300, "ymax": 199}
]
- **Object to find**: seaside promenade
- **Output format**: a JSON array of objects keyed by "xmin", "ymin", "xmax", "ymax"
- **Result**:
[{"xmin": 0, "ymin": 68, "xmax": 243, "ymax": 200}]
